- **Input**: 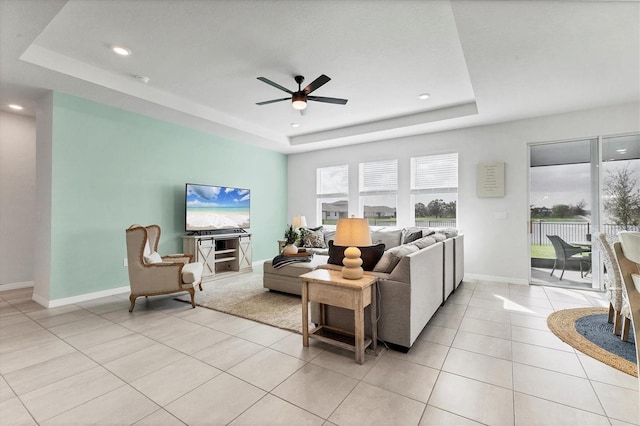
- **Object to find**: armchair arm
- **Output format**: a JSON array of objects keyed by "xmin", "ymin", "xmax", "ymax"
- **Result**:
[{"xmin": 162, "ymin": 253, "xmax": 193, "ymax": 264}]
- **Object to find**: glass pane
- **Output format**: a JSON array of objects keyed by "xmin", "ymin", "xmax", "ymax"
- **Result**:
[
  {"xmin": 360, "ymin": 195, "xmax": 396, "ymax": 226},
  {"xmin": 530, "ymin": 139, "xmax": 594, "ymax": 288},
  {"xmin": 602, "ymin": 134, "xmax": 640, "ymax": 234},
  {"xmin": 413, "ymin": 193, "xmax": 457, "ymax": 227},
  {"xmin": 319, "ymin": 198, "xmax": 348, "ymax": 225}
]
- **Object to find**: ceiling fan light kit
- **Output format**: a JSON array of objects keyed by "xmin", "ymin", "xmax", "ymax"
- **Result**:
[
  {"xmin": 257, "ymin": 74, "xmax": 348, "ymax": 112},
  {"xmin": 291, "ymin": 92, "xmax": 307, "ymax": 110}
]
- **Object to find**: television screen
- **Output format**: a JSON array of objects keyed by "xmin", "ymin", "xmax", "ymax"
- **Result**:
[{"xmin": 185, "ymin": 183, "xmax": 250, "ymax": 232}]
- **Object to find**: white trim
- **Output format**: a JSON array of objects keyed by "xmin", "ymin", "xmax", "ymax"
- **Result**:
[
  {"xmin": 0, "ymin": 281, "xmax": 34, "ymax": 291},
  {"xmin": 36, "ymin": 286, "xmax": 130, "ymax": 308},
  {"xmin": 464, "ymin": 273, "xmax": 529, "ymax": 286}
]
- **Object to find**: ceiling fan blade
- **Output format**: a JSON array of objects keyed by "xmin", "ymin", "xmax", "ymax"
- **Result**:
[
  {"xmin": 257, "ymin": 77, "xmax": 293, "ymax": 94},
  {"xmin": 303, "ymin": 74, "xmax": 331, "ymax": 94},
  {"xmin": 256, "ymin": 97, "xmax": 290, "ymax": 105},
  {"xmin": 307, "ymin": 95, "xmax": 348, "ymax": 105}
]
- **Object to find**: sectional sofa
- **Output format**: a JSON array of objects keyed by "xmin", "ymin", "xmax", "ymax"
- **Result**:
[{"xmin": 263, "ymin": 226, "xmax": 464, "ymax": 350}]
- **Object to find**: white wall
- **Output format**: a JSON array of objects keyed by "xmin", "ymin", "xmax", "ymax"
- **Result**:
[
  {"xmin": 0, "ymin": 111, "xmax": 36, "ymax": 288},
  {"xmin": 287, "ymin": 103, "xmax": 640, "ymax": 284}
]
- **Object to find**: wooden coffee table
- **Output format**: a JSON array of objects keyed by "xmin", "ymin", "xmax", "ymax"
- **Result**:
[{"xmin": 300, "ymin": 268, "xmax": 377, "ymax": 364}]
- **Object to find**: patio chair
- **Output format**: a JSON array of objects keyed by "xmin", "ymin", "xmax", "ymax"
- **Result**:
[{"xmin": 547, "ymin": 235, "xmax": 591, "ymax": 280}]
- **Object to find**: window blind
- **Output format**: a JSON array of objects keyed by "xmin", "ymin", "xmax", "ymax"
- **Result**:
[
  {"xmin": 359, "ymin": 160, "xmax": 398, "ymax": 193},
  {"xmin": 411, "ymin": 153, "xmax": 458, "ymax": 191},
  {"xmin": 317, "ymin": 165, "xmax": 349, "ymax": 196}
]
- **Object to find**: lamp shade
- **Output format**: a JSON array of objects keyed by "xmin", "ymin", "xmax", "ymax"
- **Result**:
[
  {"xmin": 334, "ymin": 218, "xmax": 372, "ymax": 247},
  {"xmin": 293, "ymin": 215, "xmax": 307, "ymax": 229}
]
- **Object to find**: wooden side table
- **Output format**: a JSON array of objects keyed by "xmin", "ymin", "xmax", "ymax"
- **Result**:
[{"xmin": 300, "ymin": 268, "xmax": 377, "ymax": 364}]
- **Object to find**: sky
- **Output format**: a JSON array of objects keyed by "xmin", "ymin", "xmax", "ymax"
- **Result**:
[
  {"xmin": 186, "ymin": 184, "xmax": 250, "ymax": 208},
  {"xmin": 530, "ymin": 159, "xmax": 640, "ymax": 221}
]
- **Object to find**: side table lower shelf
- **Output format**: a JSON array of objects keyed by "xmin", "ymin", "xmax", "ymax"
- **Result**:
[{"xmin": 308, "ymin": 325, "xmax": 373, "ymax": 354}]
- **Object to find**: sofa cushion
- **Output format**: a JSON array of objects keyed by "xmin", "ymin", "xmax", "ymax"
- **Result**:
[
  {"xmin": 435, "ymin": 227, "xmax": 459, "ymax": 238},
  {"xmin": 432, "ymin": 233, "xmax": 447, "ymax": 242},
  {"xmin": 181, "ymin": 262, "xmax": 203, "ymax": 284},
  {"xmin": 410, "ymin": 235, "xmax": 437, "ymax": 249},
  {"xmin": 303, "ymin": 228, "xmax": 326, "ymax": 248},
  {"xmin": 323, "ymin": 229, "xmax": 336, "ymax": 246},
  {"xmin": 371, "ymin": 228, "xmax": 403, "ymax": 249},
  {"xmin": 373, "ymin": 244, "xmax": 420, "ymax": 273},
  {"xmin": 327, "ymin": 241, "xmax": 386, "ymax": 271}
]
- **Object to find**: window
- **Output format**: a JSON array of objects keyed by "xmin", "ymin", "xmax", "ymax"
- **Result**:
[
  {"xmin": 411, "ymin": 153, "xmax": 458, "ymax": 227},
  {"xmin": 359, "ymin": 160, "xmax": 397, "ymax": 226},
  {"xmin": 317, "ymin": 165, "xmax": 349, "ymax": 225}
]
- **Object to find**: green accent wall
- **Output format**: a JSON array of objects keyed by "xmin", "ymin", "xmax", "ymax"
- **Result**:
[{"xmin": 49, "ymin": 92, "xmax": 287, "ymax": 300}]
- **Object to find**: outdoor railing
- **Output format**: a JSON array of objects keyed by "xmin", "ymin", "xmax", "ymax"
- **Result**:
[{"xmin": 531, "ymin": 221, "xmax": 640, "ymax": 245}]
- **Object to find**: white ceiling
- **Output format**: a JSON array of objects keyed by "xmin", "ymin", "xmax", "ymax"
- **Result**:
[{"xmin": 1, "ymin": 0, "xmax": 638, "ymax": 154}]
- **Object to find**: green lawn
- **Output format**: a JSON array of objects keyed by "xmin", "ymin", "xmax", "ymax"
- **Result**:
[{"xmin": 531, "ymin": 245, "xmax": 555, "ymax": 259}]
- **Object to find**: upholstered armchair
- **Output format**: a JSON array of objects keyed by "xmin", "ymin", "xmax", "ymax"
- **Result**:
[
  {"xmin": 612, "ymin": 232, "xmax": 640, "ymax": 348},
  {"xmin": 125, "ymin": 224, "xmax": 203, "ymax": 312}
]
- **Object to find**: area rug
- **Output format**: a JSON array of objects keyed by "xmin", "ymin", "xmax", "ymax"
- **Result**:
[
  {"xmin": 176, "ymin": 273, "xmax": 304, "ymax": 334},
  {"xmin": 547, "ymin": 307, "xmax": 637, "ymax": 377}
]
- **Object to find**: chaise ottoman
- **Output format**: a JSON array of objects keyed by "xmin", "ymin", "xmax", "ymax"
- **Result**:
[{"xmin": 263, "ymin": 255, "xmax": 329, "ymax": 295}]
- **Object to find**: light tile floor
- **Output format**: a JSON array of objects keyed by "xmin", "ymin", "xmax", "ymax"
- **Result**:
[{"xmin": 1, "ymin": 272, "xmax": 638, "ymax": 425}]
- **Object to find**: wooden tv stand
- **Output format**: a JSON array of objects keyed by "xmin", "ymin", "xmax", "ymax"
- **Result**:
[{"xmin": 182, "ymin": 233, "xmax": 252, "ymax": 282}]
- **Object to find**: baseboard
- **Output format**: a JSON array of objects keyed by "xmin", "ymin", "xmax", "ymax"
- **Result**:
[
  {"xmin": 0, "ymin": 281, "xmax": 34, "ymax": 291},
  {"xmin": 464, "ymin": 274, "xmax": 529, "ymax": 286},
  {"xmin": 42, "ymin": 286, "xmax": 130, "ymax": 308}
]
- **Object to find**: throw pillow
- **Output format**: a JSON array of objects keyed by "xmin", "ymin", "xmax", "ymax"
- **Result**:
[
  {"xmin": 401, "ymin": 227, "xmax": 423, "ymax": 244},
  {"xmin": 303, "ymin": 228, "xmax": 326, "ymax": 248},
  {"xmin": 143, "ymin": 251, "xmax": 163, "ymax": 264},
  {"xmin": 327, "ymin": 240, "xmax": 386, "ymax": 271},
  {"xmin": 373, "ymin": 244, "xmax": 419, "ymax": 273}
]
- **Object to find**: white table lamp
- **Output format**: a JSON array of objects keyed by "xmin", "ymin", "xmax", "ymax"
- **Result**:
[{"xmin": 334, "ymin": 217, "xmax": 372, "ymax": 279}]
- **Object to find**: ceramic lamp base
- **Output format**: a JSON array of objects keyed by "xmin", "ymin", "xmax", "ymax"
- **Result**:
[{"xmin": 342, "ymin": 246, "xmax": 364, "ymax": 280}]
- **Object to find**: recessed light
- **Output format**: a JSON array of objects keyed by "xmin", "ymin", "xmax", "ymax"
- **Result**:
[
  {"xmin": 112, "ymin": 45, "xmax": 131, "ymax": 56},
  {"xmin": 134, "ymin": 75, "xmax": 150, "ymax": 84},
  {"xmin": 616, "ymin": 148, "xmax": 627, "ymax": 154},
  {"xmin": 8, "ymin": 104, "xmax": 23, "ymax": 111},
  {"xmin": 418, "ymin": 93, "xmax": 430, "ymax": 100},
  {"xmin": 291, "ymin": 123, "xmax": 300, "ymax": 128}
]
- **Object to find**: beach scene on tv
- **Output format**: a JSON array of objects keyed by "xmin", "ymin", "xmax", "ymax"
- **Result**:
[{"xmin": 186, "ymin": 184, "xmax": 250, "ymax": 231}]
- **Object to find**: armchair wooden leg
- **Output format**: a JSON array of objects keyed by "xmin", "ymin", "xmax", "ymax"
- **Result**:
[
  {"xmin": 608, "ymin": 303, "xmax": 614, "ymax": 323},
  {"xmin": 621, "ymin": 316, "xmax": 631, "ymax": 341},
  {"xmin": 198, "ymin": 282, "xmax": 203, "ymax": 291},
  {"xmin": 129, "ymin": 294, "xmax": 137, "ymax": 313},
  {"xmin": 188, "ymin": 288, "xmax": 196, "ymax": 308},
  {"xmin": 613, "ymin": 312, "xmax": 622, "ymax": 335}
]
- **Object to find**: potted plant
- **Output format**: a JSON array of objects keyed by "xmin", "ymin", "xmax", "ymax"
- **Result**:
[{"xmin": 283, "ymin": 225, "xmax": 298, "ymax": 255}]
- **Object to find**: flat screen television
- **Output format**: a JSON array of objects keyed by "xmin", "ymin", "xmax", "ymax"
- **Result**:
[{"xmin": 185, "ymin": 183, "xmax": 250, "ymax": 232}]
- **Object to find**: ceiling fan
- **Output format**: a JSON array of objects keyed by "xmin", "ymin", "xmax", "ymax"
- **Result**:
[{"xmin": 256, "ymin": 74, "xmax": 348, "ymax": 111}]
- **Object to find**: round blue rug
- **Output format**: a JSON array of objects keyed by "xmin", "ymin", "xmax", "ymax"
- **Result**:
[
  {"xmin": 575, "ymin": 313, "xmax": 636, "ymax": 364},
  {"xmin": 547, "ymin": 307, "xmax": 637, "ymax": 377}
]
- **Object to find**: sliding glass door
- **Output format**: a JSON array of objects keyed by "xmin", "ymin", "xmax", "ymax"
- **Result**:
[
  {"xmin": 529, "ymin": 139, "xmax": 597, "ymax": 289},
  {"xmin": 529, "ymin": 133, "xmax": 640, "ymax": 290}
]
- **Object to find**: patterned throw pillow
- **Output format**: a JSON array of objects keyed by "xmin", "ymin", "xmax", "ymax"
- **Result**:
[{"xmin": 303, "ymin": 229, "xmax": 326, "ymax": 248}]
